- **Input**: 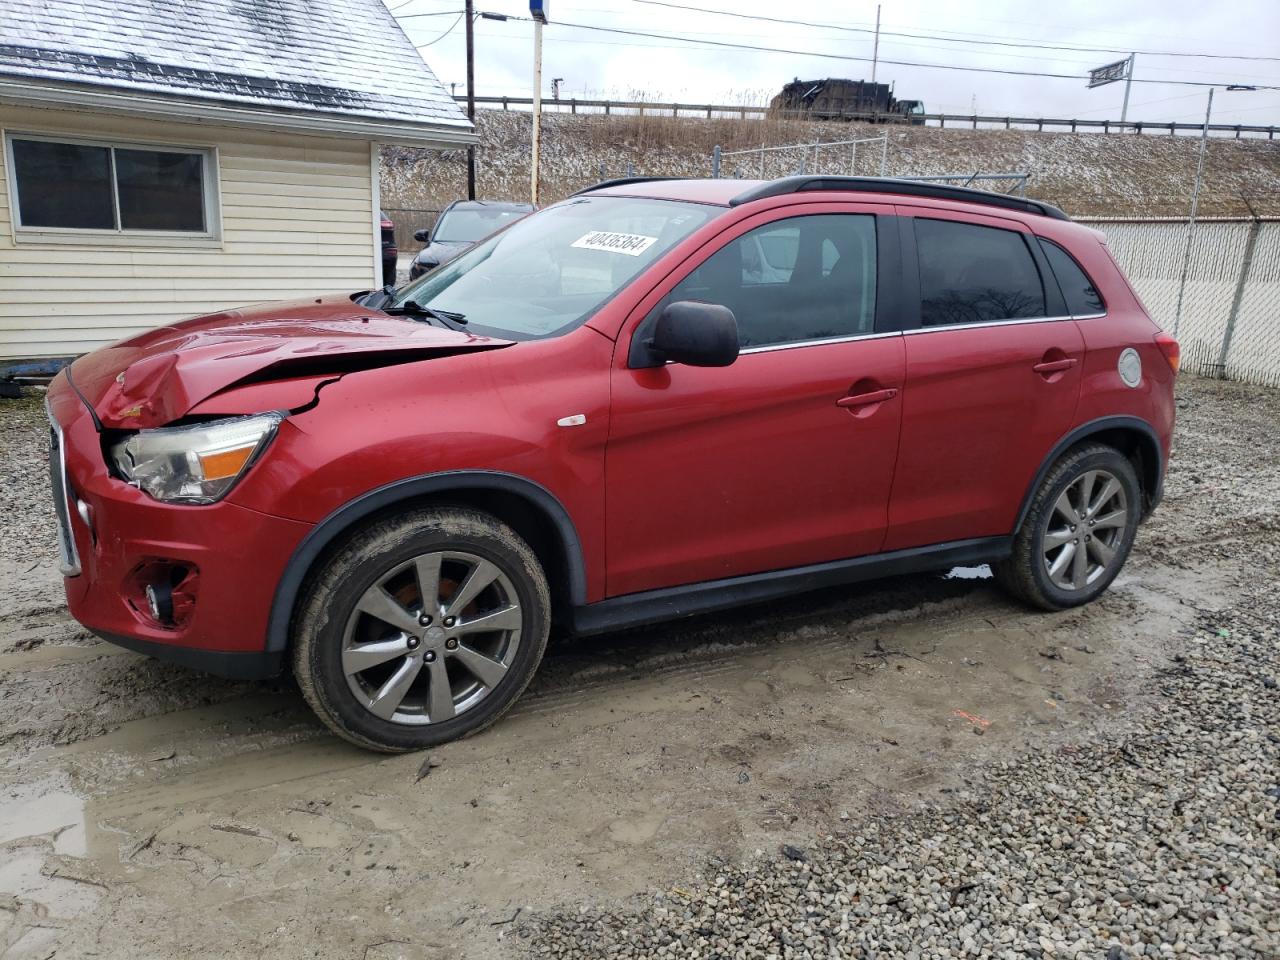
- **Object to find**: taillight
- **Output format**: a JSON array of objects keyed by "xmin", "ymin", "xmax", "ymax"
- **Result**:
[{"xmin": 1154, "ymin": 332, "xmax": 1180, "ymax": 375}]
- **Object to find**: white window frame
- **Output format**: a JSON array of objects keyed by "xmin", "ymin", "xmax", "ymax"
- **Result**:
[{"xmin": 3, "ymin": 130, "xmax": 222, "ymax": 247}]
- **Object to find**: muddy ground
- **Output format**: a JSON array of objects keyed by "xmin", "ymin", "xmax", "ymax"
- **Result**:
[{"xmin": 1, "ymin": 377, "xmax": 1277, "ymax": 959}]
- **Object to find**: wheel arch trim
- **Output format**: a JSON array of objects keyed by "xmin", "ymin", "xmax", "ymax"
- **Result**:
[
  {"xmin": 264, "ymin": 470, "xmax": 588, "ymax": 656},
  {"xmin": 1014, "ymin": 415, "xmax": 1164, "ymax": 533}
]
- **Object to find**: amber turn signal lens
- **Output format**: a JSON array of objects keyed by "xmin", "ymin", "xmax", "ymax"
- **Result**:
[{"xmin": 198, "ymin": 445, "xmax": 257, "ymax": 481}]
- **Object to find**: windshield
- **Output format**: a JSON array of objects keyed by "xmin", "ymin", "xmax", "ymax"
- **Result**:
[
  {"xmin": 433, "ymin": 207, "xmax": 531, "ymax": 243},
  {"xmin": 393, "ymin": 196, "xmax": 718, "ymax": 339}
]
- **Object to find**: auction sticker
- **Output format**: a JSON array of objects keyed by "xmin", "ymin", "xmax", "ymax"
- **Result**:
[{"xmin": 571, "ymin": 231, "xmax": 658, "ymax": 256}]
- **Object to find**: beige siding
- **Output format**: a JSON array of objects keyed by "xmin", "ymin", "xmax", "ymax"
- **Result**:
[{"xmin": 0, "ymin": 106, "xmax": 378, "ymax": 359}]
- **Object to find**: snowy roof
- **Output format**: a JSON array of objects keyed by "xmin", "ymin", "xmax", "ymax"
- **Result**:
[{"xmin": 0, "ymin": 0, "xmax": 470, "ymax": 134}]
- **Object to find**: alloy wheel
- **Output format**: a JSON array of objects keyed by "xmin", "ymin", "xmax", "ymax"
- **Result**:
[
  {"xmin": 341, "ymin": 551, "xmax": 522, "ymax": 725},
  {"xmin": 1041, "ymin": 469, "xmax": 1129, "ymax": 591}
]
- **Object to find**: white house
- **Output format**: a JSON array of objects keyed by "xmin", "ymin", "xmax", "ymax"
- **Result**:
[{"xmin": 0, "ymin": 0, "xmax": 473, "ymax": 364}]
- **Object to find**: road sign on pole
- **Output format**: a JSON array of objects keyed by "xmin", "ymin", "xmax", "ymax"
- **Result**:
[{"xmin": 1088, "ymin": 57, "xmax": 1130, "ymax": 88}]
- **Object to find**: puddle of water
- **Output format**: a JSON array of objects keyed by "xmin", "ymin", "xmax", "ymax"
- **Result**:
[
  {"xmin": 0, "ymin": 850, "xmax": 101, "ymax": 916},
  {"xmin": 0, "ymin": 784, "xmax": 87, "ymax": 856},
  {"xmin": 944, "ymin": 564, "xmax": 993, "ymax": 580}
]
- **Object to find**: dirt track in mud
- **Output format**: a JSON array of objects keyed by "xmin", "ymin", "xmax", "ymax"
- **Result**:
[{"xmin": 1, "ymin": 377, "xmax": 1277, "ymax": 959}]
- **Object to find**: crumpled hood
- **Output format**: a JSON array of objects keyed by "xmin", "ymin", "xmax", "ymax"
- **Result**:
[{"xmin": 69, "ymin": 294, "xmax": 512, "ymax": 429}]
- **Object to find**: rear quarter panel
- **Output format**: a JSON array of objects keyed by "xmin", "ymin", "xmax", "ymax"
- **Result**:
[{"xmin": 1035, "ymin": 222, "xmax": 1175, "ymax": 474}]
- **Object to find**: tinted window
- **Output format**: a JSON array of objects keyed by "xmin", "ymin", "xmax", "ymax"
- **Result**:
[
  {"xmin": 915, "ymin": 218, "xmax": 1046, "ymax": 326},
  {"xmin": 665, "ymin": 214, "xmax": 877, "ymax": 349},
  {"xmin": 115, "ymin": 148, "xmax": 205, "ymax": 231},
  {"xmin": 10, "ymin": 137, "xmax": 209, "ymax": 233},
  {"xmin": 1040, "ymin": 238, "xmax": 1104, "ymax": 316},
  {"xmin": 11, "ymin": 139, "xmax": 115, "ymax": 229}
]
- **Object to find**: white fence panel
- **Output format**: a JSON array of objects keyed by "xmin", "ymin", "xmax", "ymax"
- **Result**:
[{"xmin": 1079, "ymin": 218, "xmax": 1280, "ymax": 388}]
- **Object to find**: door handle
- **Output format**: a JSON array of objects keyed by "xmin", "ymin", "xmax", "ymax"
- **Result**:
[
  {"xmin": 837, "ymin": 387, "xmax": 898, "ymax": 408},
  {"xmin": 1032, "ymin": 358, "xmax": 1078, "ymax": 374}
]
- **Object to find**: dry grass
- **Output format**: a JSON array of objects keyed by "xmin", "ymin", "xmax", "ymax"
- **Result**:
[{"xmin": 381, "ymin": 109, "xmax": 1280, "ymax": 221}]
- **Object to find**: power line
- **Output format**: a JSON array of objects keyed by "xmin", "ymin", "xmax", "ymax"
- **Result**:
[
  {"xmin": 471, "ymin": 14, "xmax": 1280, "ymax": 89},
  {"xmin": 414, "ymin": 11, "xmax": 466, "ymax": 47},
  {"xmin": 631, "ymin": 0, "xmax": 1280, "ymax": 63},
  {"xmin": 455, "ymin": 15, "xmax": 1280, "ymax": 81},
  {"xmin": 398, "ymin": 8, "xmax": 464, "ymax": 17}
]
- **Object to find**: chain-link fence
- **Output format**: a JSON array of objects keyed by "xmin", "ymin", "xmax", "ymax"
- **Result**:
[
  {"xmin": 1081, "ymin": 217, "xmax": 1280, "ymax": 388},
  {"xmin": 384, "ymin": 208, "xmax": 441, "ymax": 253}
]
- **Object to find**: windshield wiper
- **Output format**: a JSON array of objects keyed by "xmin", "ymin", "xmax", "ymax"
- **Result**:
[{"xmin": 383, "ymin": 300, "xmax": 468, "ymax": 328}]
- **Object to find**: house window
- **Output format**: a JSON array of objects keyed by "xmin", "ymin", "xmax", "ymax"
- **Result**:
[{"xmin": 6, "ymin": 135, "xmax": 216, "ymax": 236}]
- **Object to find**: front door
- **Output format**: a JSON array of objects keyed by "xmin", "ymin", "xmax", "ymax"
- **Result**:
[
  {"xmin": 605, "ymin": 206, "xmax": 907, "ymax": 597},
  {"xmin": 885, "ymin": 210, "xmax": 1085, "ymax": 550}
]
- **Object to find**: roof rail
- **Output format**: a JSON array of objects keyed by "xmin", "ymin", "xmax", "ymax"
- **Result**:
[
  {"xmin": 728, "ymin": 176, "xmax": 1071, "ymax": 221},
  {"xmin": 570, "ymin": 176, "xmax": 683, "ymax": 197}
]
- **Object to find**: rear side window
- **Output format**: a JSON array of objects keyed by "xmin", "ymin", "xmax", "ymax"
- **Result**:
[
  {"xmin": 1039, "ymin": 238, "xmax": 1104, "ymax": 316},
  {"xmin": 914, "ymin": 218, "xmax": 1046, "ymax": 326},
  {"xmin": 665, "ymin": 213, "xmax": 877, "ymax": 349}
]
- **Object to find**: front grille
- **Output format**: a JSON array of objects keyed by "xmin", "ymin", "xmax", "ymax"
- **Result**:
[{"xmin": 46, "ymin": 403, "xmax": 82, "ymax": 577}]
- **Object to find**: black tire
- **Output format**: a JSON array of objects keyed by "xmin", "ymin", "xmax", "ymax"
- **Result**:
[
  {"xmin": 292, "ymin": 507, "xmax": 550, "ymax": 752},
  {"xmin": 994, "ymin": 443, "xmax": 1141, "ymax": 611}
]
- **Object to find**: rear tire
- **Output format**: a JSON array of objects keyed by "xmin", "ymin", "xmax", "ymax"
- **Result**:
[
  {"xmin": 995, "ymin": 443, "xmax": 1140, "ymax": 611},
  {"xmin": 292, "ymin": 507, "xmax": 550, "ymax": 752}
]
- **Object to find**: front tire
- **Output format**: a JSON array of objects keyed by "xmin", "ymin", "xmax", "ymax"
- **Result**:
[
  {"xmin": 995, "ymin": 443, "xmax": 1140, "ymax": 611},
  {"xmin": 292, "ymin": 507, "xmax": 551, "ymax": 752}
]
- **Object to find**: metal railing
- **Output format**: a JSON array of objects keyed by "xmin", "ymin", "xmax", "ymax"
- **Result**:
[
  {"xmin": 900, "ymin": 172, "xmax": 1030, "ymax": 197},
  {"xmin": 712, "ymin": 136, "xmax": 889, "ymax": 178},
  {"xmin": 455, "ymin": 95, "xmax": 1278, "ymax": 138}
]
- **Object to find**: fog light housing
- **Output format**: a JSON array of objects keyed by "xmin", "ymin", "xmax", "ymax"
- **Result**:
[{"xmin": 126, "ymin": 561, "xmax": 199, "ymax": 630}]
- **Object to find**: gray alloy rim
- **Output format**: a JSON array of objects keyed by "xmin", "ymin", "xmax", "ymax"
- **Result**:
[
  {"xmin": 341, "ymin": 551, "xmax": 522, "ymax": 726},
  {"xmin": 1041, "ymin": 469, "xmax": 1129, "ymax": 592}
]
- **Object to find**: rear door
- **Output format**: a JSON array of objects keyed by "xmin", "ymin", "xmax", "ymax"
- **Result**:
[
  {"xmin": 885, "ymin": 208, "xmax": 1085, "ymax": 551},
  {"xmin": 605, "ymin": 204, "xmax": 908, "ymax": 596}
]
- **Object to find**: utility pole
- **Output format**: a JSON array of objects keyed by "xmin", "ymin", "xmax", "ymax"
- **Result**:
[
  {"xmin": 531, "ymin": 10, "xmax": 545, "ymax": 205},
  {"xmin": 552, "ymin": 77, "xmax": 564, "ymax": 100},
  {"xmin": 870, "ymin": 4, "xmax": 881, "ymax": 84},
  {"xmin": 464, "ymin": 0, "xmax": 476, "ymax": 199},
  {"xmin": 1172, "ymin": 87, "xmax": 1213, "ymax": 337},
  {"xmin": 1120, "ymin": 53, "xmax": 1135, "ymax": 127}
]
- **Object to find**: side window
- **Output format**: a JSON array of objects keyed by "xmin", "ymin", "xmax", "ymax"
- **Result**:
[
  {"xmin": 664, "ymin": 214, "xmax": 877, "ymax": 349},
  {"xmin": 1039, "ymin": 238, "xmax": 1105, "ymax": 316},
  {"xmin": 914, "ymin": 218, "xmax": 1046, "ymax": 327}
]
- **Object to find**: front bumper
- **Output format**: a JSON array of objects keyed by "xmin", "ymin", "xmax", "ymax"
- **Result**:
[{"xmin": 46, "ymin": 377, "xmax": 313, "ymax": 678}]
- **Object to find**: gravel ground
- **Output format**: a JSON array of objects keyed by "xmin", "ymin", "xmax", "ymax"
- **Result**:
[
  {"xmin": 0, "ymin": 393, "xmax": 56, "ymax": 567},
  {"xmin": 524, "ymin": 378, "xmax": 1280, "ymax": 960}
]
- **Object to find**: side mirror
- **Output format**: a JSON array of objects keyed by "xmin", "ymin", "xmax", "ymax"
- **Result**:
[
  {"xmin": 413, "ymin": 228, "xmax": 431, "ymax": 242},
  {"xmin": 636, "ymin": 301, "xmax": 739, "ymax": 368}
]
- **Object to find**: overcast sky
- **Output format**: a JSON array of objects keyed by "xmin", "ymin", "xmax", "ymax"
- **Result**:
[{"xmin": 385, "ymin": 0, "xmax": 1280, "ymax": 126}]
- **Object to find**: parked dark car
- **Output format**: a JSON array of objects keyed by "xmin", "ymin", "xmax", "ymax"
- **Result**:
[
  {"xmin": 380, "ymin": 210, "xmax": 397, "ymax": 286},
  {"xmin": 47, "ymin": 175, "xmax": 1177, "ymax": 753},
  {"xmin": 408, "ymin": 200, "xmax": 535, "ymax": 279}
]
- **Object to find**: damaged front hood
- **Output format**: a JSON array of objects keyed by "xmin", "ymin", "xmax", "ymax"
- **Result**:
[{"xmin": 69, "ymin": 295, "xmax": 512, "ymax": 429}]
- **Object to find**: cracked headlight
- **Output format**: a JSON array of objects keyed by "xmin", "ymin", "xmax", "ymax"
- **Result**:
[{"xmin": 110, "ymin": 412, "xmax": 283, "ymax": 504}]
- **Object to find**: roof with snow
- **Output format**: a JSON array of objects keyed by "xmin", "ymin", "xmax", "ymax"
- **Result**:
[{"xmin": 0, "ymin": 0, "xmax": 470, "ymax": 136}]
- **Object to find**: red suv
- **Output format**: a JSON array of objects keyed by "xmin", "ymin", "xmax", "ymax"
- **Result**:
[{"xmin": 46, "ymin": 177, "xmax": 1179, "ymax": 752}]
